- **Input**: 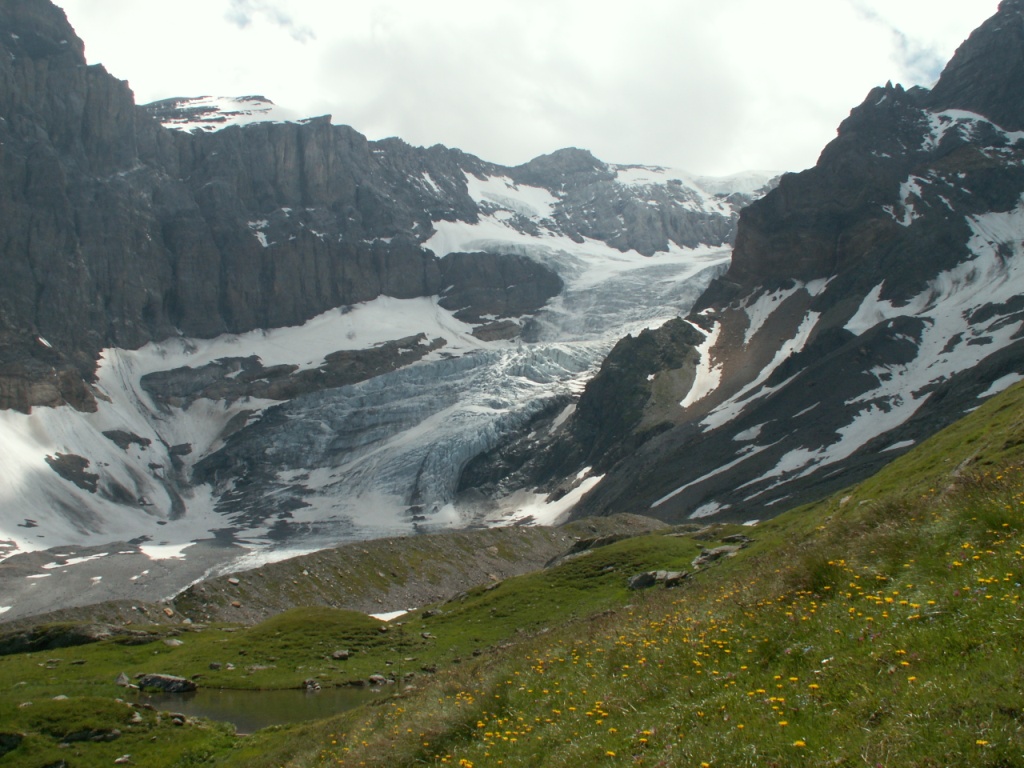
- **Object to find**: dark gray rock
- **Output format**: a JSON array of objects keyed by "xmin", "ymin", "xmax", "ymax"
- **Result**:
[
  {"xmin": 627, "ymin": 572, "xmax": 659, "ymax": 590},
  {"xmin": 437, "ymin": 252, "xmax": 563, "ymax": 323},
  {"xmin": 44, "ymin": 454, "xmax": 98, "ymax": 493},
  {"xmin": 927, "ymin": 0, "xmax": 1024, "ymax": 130},
  {"xmin": 692, "ymin": 546, "xmax": 742, "ymax": 569},
  {"xmin": 103, "ymin": 431, "xmax": 152, "ymax": 451},
  {"xmin": 136, "ymin": 674, "xmax": 196, "ymax": 693},
  {"xmin": 627, "ymin": 570, "xmax": 688, "ymax": 589},
  {"xmin": 0, "ymin": 0, "xmax": 750, "ymax": 412},
  {"xmin": 140, "ymin": 334, "xmax": 447, "ymax": 408}
]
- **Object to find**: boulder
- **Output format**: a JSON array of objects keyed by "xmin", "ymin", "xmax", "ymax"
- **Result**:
[
  {"xmin": 627, "ymin": 572, "xmax": 659, "ymax": 590},
  {"xmin": 662, "ymin": 571, "xmax": 688, "ymax": 588},
  {"xmin": 136, "ymin": 674, "xmax": 196, "ymax": 693},
  {"xmin": 692, "ymin": 545, "xmax": 742, "ymax": 569},
  {"xmin": 628, "ymin": 570, "xmax": 688, "ymax": 590}
]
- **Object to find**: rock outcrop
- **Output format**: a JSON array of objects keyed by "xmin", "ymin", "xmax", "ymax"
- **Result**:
[
  {"xmin": 136, "ymin": 674, "xmax": 197, "ymax": 693},
  {"xmin": 475, "ymin": 0, "xmax": 1024, "ymax": 527},
  {"xmin": 0, "ymin": 0, "xmax": 756, "ymax": 413}
]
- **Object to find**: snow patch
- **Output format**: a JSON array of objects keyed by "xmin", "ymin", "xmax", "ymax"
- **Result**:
[
  {"xmin": 690, "ymin": 501, "xmax": 728, "ymax": 519},
  {"xmin": 742, "ymin": 286, "xmax": 801, "ymax": 346},
  {"xmin": 923, "ymin": 109, "xmax": 1024, "ymax": 153},
  {"xmin": 42, "ymin": 553, "xmax": 109, "ymax": 569},
  {"xmin": 247, "ymin": 219, "xmax": 270, "ymax": 248},
  {"xmin": 734, "ymin": 424, "xmax": 765, "ymax": 442},
  {"xmin": 883, "ymin": 440, "xmax": 916, "ymax": 452},
  {"xmin": 464, "ymin": 173, "xmax": 557, "ymax": 219},
  {"xmin": 884, "ymin": 176, "xmax": 928, "ymax": 227},
  {"xmin": 652, "ymin": 445, "xmax": 769, "ymax": 509},
  {"xmin": 370, "ymin": 610, "xmax": 409, "ymax": 622},
  {"xmin": 703, "ymin": 311, "xmax": 820, "ymax": 430},
  {"xmin": 680, "ymin": 322, "xmax": 722, "ymax": 408},
  {"xmin": 978, "ymin": 374, "xmax": 1024, "ymax": 399},
  {"xmin": 481, "ymin": 473, "xmax": 604, "ymax": 527},
  {"xmin": 156, "ymin": 96, "xmax": 303, "ymax": 132},
  {"xmin": 140, "ymin": 543, "xmax": 191, "ymax": 561}
]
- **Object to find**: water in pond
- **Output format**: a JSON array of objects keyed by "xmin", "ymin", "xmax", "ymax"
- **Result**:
[{"xmin": 140, "ymin": 686, "xmax": 382, "ymax": 733}]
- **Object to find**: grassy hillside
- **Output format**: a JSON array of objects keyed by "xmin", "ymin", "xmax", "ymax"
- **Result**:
[{"xmin": 3, "ymin": 384, "xmax": 1024, "ymax": 766}]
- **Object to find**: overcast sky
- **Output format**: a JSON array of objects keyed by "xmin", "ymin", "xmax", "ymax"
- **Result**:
[{"xmin": 56, "ymin": 1, "xmax": 999, "ymax": 176}]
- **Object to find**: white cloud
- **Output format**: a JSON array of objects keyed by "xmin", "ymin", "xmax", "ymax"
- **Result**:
[
  {"xmin": 225, "ymin": 0, "xmax": 316, "ymax": 43},
  {"xmin": 56, "ymin": 0, "xmax": 1000, "ymax": 175}
]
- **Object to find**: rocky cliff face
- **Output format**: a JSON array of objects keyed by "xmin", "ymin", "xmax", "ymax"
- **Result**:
[
  {"xmin": 0, "ymin": 0, "xmax": 763, "ymax": 414},
  {"xmin": 473, "ymin": 0, "xmax": 1024, "ymax": 525},
  {"xmin": 0, "ymin": 0, "xmax": 775, "ymax": 599}
]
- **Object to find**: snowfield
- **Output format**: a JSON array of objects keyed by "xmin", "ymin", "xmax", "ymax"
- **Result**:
[{"xmin": 0, "ymin": 164, "xmax": 732, "ymax": 618}]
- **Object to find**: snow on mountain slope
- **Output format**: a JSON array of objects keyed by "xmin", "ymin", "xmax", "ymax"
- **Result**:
[
  {"xmin": 145, "ymin": 95, "xmax": 305, "ymax": 132},
  {"xmin": 0, "ymin": 224, "xmax": 730, "ymax": 620},
  {"xmin": 653, "ymin": 195, "xmax": 1024, "ymax": 513},
  {"xmin": 0, "ymin": 298, "xmax": 478, "ymax": 554},
  {"xmin": 1, "ymin": 0, "xmax": 784, "ymax": 622},
  {"xmin": 561, "ymin": 72, "xmax": 1024, "ymax": 528}
]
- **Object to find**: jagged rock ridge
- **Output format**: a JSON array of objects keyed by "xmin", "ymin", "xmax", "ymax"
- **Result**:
[
  {"xmin": 470, "ymin": 0, "xmax": 1024, "ymax": 525},
  {"xmin": 0, "ymin": 0, "xmax": 777, "ymax": 604},
  {"xmin": 0, "ymin": 0, "xmax": 771, "ymax": 414}
]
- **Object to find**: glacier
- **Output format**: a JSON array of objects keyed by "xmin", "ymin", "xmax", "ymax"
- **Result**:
[
  {"xmin": 0, "ymin": 146, "xmax": 780, "ymax": 620},
  {"xmin": 0, "ymin": 205, "xmax": 730, "ymax": 617}
]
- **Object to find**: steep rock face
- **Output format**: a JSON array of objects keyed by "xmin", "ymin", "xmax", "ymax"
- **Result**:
[
  {"xmin": 437, "ymin": 252, "xmax": 564, "ymax": 323},
  {"xmin": 485, "ymin": 0, "xmax": 1024, "ymax": 526},
  {"xmin": 927, "ymin": 0, "xmax": 1024, "ymax": 130},
  {"xmin": 0, "ymin": 0, "xmax": 164, "ymax": 406},
  {"xmin": 0, "ymin": 0, "xmax": 781, "ymax": 603},
  {"xmin": 511, "ymin": 149, "xmax": 747, "ymax": 256},
  {"xmin": 0, "ymin": 0, "xmax": 763, "ymax": 415}
]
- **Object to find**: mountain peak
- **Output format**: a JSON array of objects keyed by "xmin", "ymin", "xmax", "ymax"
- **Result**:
[
  {"xmin": 512, "ymin": 147, "xmax": 613, "ymax": 187},
  {"xmin": 0, "ymin": 0, "xmax": 84, "ymax": 63},
  {"xmin": 926, "ymin": 0, "xmax": 1024, "ymax": 129}
]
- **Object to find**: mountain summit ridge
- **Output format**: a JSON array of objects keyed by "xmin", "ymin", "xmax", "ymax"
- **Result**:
[
  {"xmin": 0, "ymin": 0, "xmax": 777, "ymax": 616},
  {"xmin": 466, "ymin": 0, "xmax": 1024, "ymax": 528},
  {"xmin": 3, "ymin": 0, "xmax": 1024, "ymax": 621}
]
